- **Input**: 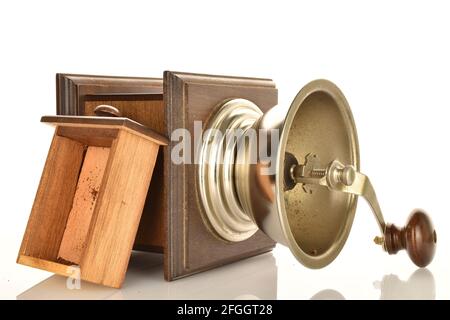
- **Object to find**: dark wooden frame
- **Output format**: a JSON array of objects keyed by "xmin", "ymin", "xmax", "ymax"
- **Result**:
[
  {"xmin": 56, "ymin": 71, "xmax": 278, "ymax": 281},
  {"xmin": 163, "ymin": 71, "xmax": 277, "ymax": 280},
  {"xmin": 56, "ymin": 73, "xmax": 163, "ymax": 115}
]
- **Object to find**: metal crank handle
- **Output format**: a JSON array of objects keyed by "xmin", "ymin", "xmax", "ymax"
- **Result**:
[{"xmin": 291, "ymin": 158, "xmax": 437, "ymax": 267}]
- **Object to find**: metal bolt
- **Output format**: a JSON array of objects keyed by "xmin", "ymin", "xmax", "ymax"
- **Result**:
[
  {"xmin": 310, "ymin": 169, "xmax": 326, "ymax": 178},
  {"xmin": 373, "ymin": 236, "xmax": 385, "ymax": 246},
  {"xmin": 337, "ymin": 165, "xmax": 356, "ymax": 186}
]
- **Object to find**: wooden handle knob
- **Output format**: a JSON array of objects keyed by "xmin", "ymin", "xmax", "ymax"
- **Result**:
[
  {"xmin": 94, "ymin": 105, "xmax": 122, "ymax": 117},
  {"xmin": 384, "ymin": 209, "xmax": 437, "ymax": 267}
]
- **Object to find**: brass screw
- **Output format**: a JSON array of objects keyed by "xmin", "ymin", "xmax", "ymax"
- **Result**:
[
  {"xmin": 373, "ymin": 236, "xmax": 385, "ymax": 246},
  {"xmin": 310, "ymin": 169, "xmax": 326, "ymax": 178},
  {"xmin": 311, "ymin": 165, "xmax": 356, "ymax": 186}
]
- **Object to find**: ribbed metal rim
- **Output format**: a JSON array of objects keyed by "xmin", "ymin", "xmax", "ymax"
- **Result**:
[{"xmin": 196, "ymin": 99, "xmax": 261, "ymax": 242}]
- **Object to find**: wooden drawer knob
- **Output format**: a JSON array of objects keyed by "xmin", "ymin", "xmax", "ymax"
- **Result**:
[{"xmin": 94, "ymin": 104, "xmax": 122, "ymax": 117}]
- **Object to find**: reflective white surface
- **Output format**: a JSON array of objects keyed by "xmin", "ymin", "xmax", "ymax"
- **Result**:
[
  {"xmin": 17, "ymin": 252, "xmax": 277, "ymax": 300},
  {"xmin": 14, "ymin": 245, "xmax": 440, "ymax": 300}
]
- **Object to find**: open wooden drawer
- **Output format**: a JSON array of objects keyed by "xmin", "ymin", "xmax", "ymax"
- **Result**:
[{"xmin": 18, "ymin": 116, "xmax": 167, "ymax": 288}]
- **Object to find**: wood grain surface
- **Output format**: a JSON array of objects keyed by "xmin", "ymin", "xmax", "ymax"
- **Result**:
[
  {"xmin": 58, "ymin": 146, "xmax": 110, "ymax": 264},
  {"xmin": 18, "ymin": 135, "xmax": 85, "ymax": 261},
  {"xmin": 80, "ymin": 130, "xmax": 160, "ymax": 287}
]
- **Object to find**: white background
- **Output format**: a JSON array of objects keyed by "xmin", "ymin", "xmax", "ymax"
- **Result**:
[{"xmin": 0, "ymin": 0, "xmax": 449, "ymax": 299}]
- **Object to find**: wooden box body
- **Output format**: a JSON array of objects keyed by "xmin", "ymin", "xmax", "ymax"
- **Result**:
[{"xmin": 52, "ymin": 71, "xmax": 278, "ymax": 281}]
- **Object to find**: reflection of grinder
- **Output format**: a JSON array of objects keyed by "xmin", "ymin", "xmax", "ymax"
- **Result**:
[
  {"xmin": 374, "ymin": 269, "xmax": 435, "ymax": 300},
  {"xmin": 198, "ymin": 79, "xmax": 436, "ymax": 268}
]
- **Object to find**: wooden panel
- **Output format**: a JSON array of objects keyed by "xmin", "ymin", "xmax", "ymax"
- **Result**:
[
  {"xmin": 56, "ymin": 126, "xmax": 118, "ymax": 147},
  {"xmin": 18, "ymin": 256, "xmax": 73, "ymax": 277},
  {"xmin": 84, "ymin": 96, "xmax": 165, "ymax": 134},
  {"xmin": 80, "ymin": 129, "xmax": 160, "ymax": 288},
  {"xmin": 44, "ymin": 116, "xmax": 168, "ymax": 146},
  {"xmin": 18, "ymin": 135, "xmax": 85, "ymax": 261},
  {"xmin": 56, "ymin": 74, "xmax": 163, "ymax": 116},
  {"xmin": 58, "ymin": 147, "xmax": 110, "ymax": 264},
  {"xmin": 56, "ymin": 74, "xmax": 166, "ymax": 253},
  {"xmin": 164, "ymin": 71, "xmax": 278, "ymax": 280},
  {"xmin": 134, "ymin": 150, "xmax": 165, "ymax": 252}
]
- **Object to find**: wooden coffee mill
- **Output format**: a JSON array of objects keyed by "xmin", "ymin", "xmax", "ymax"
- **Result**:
[{"xmin": 18, "ymin": 72, "xmax": 437, "ymax": 288}]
